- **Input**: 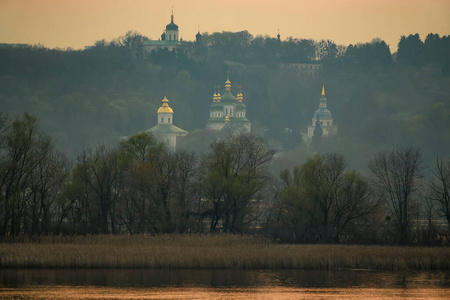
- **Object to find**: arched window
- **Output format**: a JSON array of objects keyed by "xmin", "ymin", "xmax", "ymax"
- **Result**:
[
  {"xmin": 161, "ymin": 117, "xmax": 164, "ymax": 123},
  {"xmin": 168, "ymin": 117, "xmax": 171, "ymax": 123}
]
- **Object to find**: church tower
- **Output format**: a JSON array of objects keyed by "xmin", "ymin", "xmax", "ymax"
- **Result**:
[
  {"xmin": 157, "ymin": 96, "xmax": 174, "ymax": 124},
  {"xmin": 147, "ymin": 96, "xmax": 188, "ymax": 150},
  {"xmin": 306, "ymin": 86, "xmax": 336, "ymax": 138},
  {"xmin": 160, "ymin": 8, "xmax": 179, "ymax": 42}
]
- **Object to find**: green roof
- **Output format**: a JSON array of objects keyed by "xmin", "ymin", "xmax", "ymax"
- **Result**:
[
  {"xmin": 220, "ymin": 91, "xmax": 236, "ymax": 104},
  {"xmin": 236, "ymin": 102, "xmax": 246, "ymax": 111},
  {"xmin": 210, "ymin": 102, "xmax": 223, "ymax": 111},
  {"xmin": 146, "ymin": 124, "xmax": 188, "ymax": 134}
]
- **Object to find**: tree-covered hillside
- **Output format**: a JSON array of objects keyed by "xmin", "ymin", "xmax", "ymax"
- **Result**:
[{"xmin": 0, "ymin": 31, "xmax": 449, "ymax": 164}]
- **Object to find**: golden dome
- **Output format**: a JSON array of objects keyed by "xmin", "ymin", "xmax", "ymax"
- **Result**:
[
  {"xmin": 237, "ymin": 85, "xmax": 243, "ymax": 102},
  {"xmin": 157, "ymin": 96, "xmax": 174, "ymax": 114},
  {"xmin": 225, "ymin": 116, "xmax": 230, "ymax": 124},
  {"xmin": 216, "ymin": 88, "xmax": 221, "ymax": 102},
  {"xmin": 213, "ymin": 86, "xmax": 221, "ymax": 103},
  {"xmin": 225, "ymin": 74, "xmax": 231, "ymax": 92},
  {"xmin": 321, "ymin": 85, "xmax": 326, "ymax": 97}
]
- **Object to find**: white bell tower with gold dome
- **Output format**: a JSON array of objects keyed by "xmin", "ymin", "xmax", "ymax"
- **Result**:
[
  {"xmin": 306, "ymin": 86, "xmax": 337, "ymax": 138},
  {"xmin": 157, "ymin": 96, "xmax": 174, "ymax": 125},
  {"xmin": 147, "ymin": 96, "xmax": 188, "ymax": 150}
]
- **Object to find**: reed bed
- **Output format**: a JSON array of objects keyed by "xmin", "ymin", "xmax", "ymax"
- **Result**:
[{"xmin": 1, "ymin": 234, "xmax": 449, "ymax": 270}]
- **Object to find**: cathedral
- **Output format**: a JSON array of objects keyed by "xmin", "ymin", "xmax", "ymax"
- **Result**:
[
  {"xmin": 206, "ymin": 75, "xmax": 251, "ymax": 132},
  {"xmin": 306, "ymin": 86, "xmax": 337, "ymax": 139}
]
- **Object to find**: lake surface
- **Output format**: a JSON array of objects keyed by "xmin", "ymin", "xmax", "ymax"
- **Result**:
[{"xmin": 1, "ymin": 269, "xmax": 449, "ymax": 299}]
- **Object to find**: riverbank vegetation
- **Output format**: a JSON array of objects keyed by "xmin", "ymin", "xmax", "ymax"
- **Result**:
[{"xmin": 1, "ymin": 234, "xmax": 449, "ymax": 270}]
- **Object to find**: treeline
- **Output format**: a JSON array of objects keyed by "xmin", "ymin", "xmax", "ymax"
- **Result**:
[
  {"xmin": 1, "ymin": 113, "xmax": 450, "ymax": 246},
  {"xmin": 0, "ymin": 31, "xmax": 449, "ymax": 165}
]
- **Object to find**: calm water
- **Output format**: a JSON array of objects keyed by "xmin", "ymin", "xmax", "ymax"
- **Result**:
[{"xmin": 1, "ymin": 269, "xmax": 449, "ymax": 299}]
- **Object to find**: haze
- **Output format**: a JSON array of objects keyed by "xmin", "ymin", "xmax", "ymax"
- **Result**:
[{"xmin": 1, "ymin": 0, "xmax": 449, "ymax": 51}]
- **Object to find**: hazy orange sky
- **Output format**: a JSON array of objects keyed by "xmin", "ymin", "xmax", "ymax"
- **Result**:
[{"xmin": 0, "ymin": 0, "xmax": 449, "ymax": 51}]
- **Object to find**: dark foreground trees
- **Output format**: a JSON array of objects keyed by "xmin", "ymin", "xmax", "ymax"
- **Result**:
[
  {"xmin": 369, "ymin": 148, "xmax": 422, "ymax": 245},
  {"xmin": 65, "ymin": 133, "xmax": 203, "ymax": 235},
  {"xmin": 428, "ymin": 157, "xmax": 450, "ymax": 240},
  {"xmin": 203, "ymin": 134, "xmax": 275, "ymax": 233},
  {"xmin": 270, "ymin": 153, "xmax": 380, "ymax": 243},
  {"xmin": 0, "ymin": 113, "xmax": 69, "ymax": 236},
  {"xmin": 1, "ymin": 113, "xmax": 449, "ymax": 246}
]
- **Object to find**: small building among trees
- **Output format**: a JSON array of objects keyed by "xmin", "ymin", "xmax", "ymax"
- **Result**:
[
  {"xmin": 146, "ymin": 96, "xmax": 188, "ymax": 150},
  {"xmin": 304, "ymin": 86, "xmax": 337, "ymax": 142},
  {"xmin": 143, "ymin": 10, "xmax": 182, "ymax": 55}
]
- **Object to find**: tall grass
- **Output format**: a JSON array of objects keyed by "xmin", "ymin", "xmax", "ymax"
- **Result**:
[{"xmin": 1, "ymin": 234, "xmax": 449, "ymax": 270}]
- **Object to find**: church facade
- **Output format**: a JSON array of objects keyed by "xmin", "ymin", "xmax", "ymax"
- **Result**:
[
  {"xmin": 146, "ymin": 96, "xmax": 188, "ymax": 150},
  {"xmin": 305, "ymin": 86, "xmax": 337, "ymax": 139},
  {"xmin": 206, "ymin": 75, "xmax": 251, "ymax": 132}
]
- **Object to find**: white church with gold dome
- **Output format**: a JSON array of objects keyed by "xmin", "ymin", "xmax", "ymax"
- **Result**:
[
  {"xmin": 304, "ymin": 86, "xmax": 337, "ymax": 140},
  {"xmin": 146, "ymin": 96, "xmax": 188, "ymax": 150}
]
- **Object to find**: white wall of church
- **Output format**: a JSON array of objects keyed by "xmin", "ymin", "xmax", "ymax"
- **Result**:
[{"xmin": 158, "ymin": 113, "xmax": 173, "ymax": 124}]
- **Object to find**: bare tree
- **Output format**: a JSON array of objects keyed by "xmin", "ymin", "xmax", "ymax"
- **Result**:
[
  {"xmin": 276, "ymin": 153, "xmax": 379, "ymax": 243},
  {"xmin": 28, "ymin": 150, "xmax": 69, "ymax": 235},
  {"xmin": 115, "ymin": 30, "xmax": 149, "ymax": 59},
  {"xmin": 203, "ymin": 134, "xmax": 275, "ymax": 233},
  {"xmin": 0, "ymin": 113, "xmax": 52, "ymax": 236},
  {"xmin": 118, "ymin": 133, "xmax": 178, "ymax": 234},
  {"xmin": 428, "ymin": 157, "xmax": 450, "ymax": 242},
  {"xmin": 369, "ymin": 147, "xmax": 422, "ymax": 245},
  {"xmin": 171, "ymin": 150, "xmax": 202, "ymax": 233},
  {"xmin": 73, "ymin": 145, "xmax": 126, "ymax": 234}
]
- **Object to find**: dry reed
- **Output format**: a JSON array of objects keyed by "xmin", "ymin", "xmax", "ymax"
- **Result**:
[{"xmin": 1, "ymin": 234, "xmax": 449, "ymax": 270}]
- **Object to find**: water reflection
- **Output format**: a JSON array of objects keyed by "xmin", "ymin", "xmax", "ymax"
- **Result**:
[{"xmin": 1, "ymin": 269, "xmax": 449, "ymax": 289}]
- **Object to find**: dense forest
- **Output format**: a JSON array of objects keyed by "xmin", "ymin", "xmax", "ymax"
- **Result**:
[
  {"xmin": 1, "ymin": 31, "xmax": 449, "ymax": 165},
  {"xmin": 0, "ymin": 31, "xmax": 449, "ymax": 244}
]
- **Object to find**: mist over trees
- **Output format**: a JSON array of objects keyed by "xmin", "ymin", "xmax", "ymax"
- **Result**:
[
  {"xmin": 1, "ymin": 114, "xmax": 449, "ymax": 245},
  {"xmin": 0, "ymin": 30, "xmax": 449, "ymax": 244},
  {"xmin": 1, "ymin": 31, "xmax": 449, "ymax": 165}
]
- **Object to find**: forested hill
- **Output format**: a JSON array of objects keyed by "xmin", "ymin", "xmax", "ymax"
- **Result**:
[{"xmin": 1, "ymin": 31, "xmax": 449, "ymax": 164}]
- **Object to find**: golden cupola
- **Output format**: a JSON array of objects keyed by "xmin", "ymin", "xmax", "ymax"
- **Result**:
[
  {"xmin": 212, "ymin": 90, "xmax": 218, "ymax": 103},
  {"xmin": 212, "ymin": 86, "xmax": 221, "ymax": 103},
  {"xmin": 157, "ymin": 96, "xmax": 174, "ymax": 114},
  {"xmin": 225, "ymin": 74, "xmax": 231, "ymax": 92},
  {"xmin": 236, "ymin": 86, "xmax": 243, "ymax": 102}
]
